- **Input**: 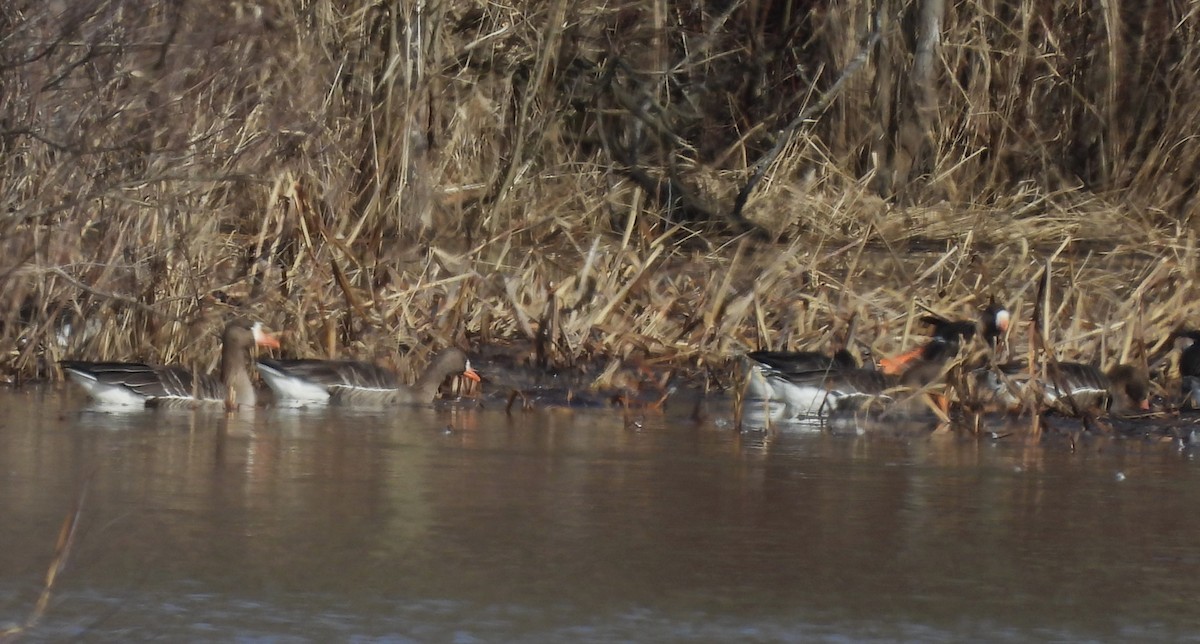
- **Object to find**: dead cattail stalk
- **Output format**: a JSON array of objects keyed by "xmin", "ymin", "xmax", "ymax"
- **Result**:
[{"xmin": 0, "ymin": 481, "xmax": 87, "ymax": 642}]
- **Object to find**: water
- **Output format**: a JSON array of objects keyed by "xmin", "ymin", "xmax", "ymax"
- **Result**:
[{"xmin": 3, "ymin": 386, "xmax": 1200, "ymax": 642}]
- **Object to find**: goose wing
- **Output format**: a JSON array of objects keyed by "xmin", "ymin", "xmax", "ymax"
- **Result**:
[
  {"xmin": 258, "ymin": 359, "xmax": 401, "ymax": 389},
  {"xmin": 747, "ymin": 350, "xmax": 855, "ymax": 374},
  {"xmin": 60, "ymin": 362, "xmax": 219, "ymax": 403}
]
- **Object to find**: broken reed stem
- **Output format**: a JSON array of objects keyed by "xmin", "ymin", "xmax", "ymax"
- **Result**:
[{"xmin": 0, "ymin": 480, "xmax": 88, "ymax": 643}]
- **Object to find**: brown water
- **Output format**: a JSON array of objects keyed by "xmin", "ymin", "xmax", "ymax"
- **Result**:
[{"xmin": 3, "ymin": 387, "xmax": 1200, "ymax": 642}]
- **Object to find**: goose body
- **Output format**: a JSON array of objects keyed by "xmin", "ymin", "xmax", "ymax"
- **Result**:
[
  {"xmin": 257, "ymin": 348, "xmax": 480, "ymax": 407},
  {"xmin": 743, "ymin": 349, "xmax": 863, "ymax": 409},
  {"xmin": 61, "ymin": 320, "xmax": 280, "ymax": 408},
  {"xmin": 975, "ymin": 361, "xmax": 1149, "ymax": 416},
  {"xmin": 743, "ymin": 348, "xmax": 952, "ymax": 419},
  {"xmin": 742, "ymin": 310, "xmax": 1003, "ymax": 421},
  {"xmin": 61, "ymin": 362, "xmax": 226, "ymax": 406},
  {"xmin": 747, "ymin": 364, "xmax": 895, "ymax": 417}
]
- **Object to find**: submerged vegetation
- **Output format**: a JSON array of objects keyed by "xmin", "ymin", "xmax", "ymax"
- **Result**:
[{"xmin": 1, "ymin": 1, "xmax": 1199, "ymax": 400}]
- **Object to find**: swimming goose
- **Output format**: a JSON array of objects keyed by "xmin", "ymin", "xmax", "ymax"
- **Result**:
[
  {"xmin": 745, "ymin": 353, "xmax": 972, "ymax": 419},
  {"xmin": 61, "ymin": 319, "xmax": 280, "ymax": 408},
  {"xmin": 742, "ymin": 308, "xmax": 999, "ymax": 419},
  {"xmin": 257, "ymin": 348, "xmax": 481, "ymax": 406},
  {"xmin": 743, "ymin": 349, "xmax": 860, "ymax": 402},
  {"xmin": 744, "ymin": 361, "xmax": 891, "ymax": 417},
  {"xmin": 975, "ymin": 361, "xmax": 1150, "ymax": 416}
]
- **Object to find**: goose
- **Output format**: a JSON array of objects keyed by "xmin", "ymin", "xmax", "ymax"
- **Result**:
[
  {"xmin": 743, "ymin": 361, "xmax": 895, "ymax": 417},
  {"xmin": 743, "ymin": 312, "xmax": 989, "ymax": 419},
  {"xmin": 742, "ymin": 348, "xmax": 861, "ymax": 403},
  {"xmin": 974, "ymin": 361, "xmax": 1150, "ymax": 416},
  {"xmin": 257, "ymin": 348, "xmax": 481, "ymax": 406},
  {"xmin": 61, "ymin": 319, "xmax": 280, "ymax": 409},
  {"xmin": 745, "ymin": 334, "xmax": 975, "ymax": 417}
]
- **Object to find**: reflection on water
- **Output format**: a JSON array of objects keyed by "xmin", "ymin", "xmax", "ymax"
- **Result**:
[{"xmin": 3, "ymin": 385, "xmax": 1200, "ymax": 641}]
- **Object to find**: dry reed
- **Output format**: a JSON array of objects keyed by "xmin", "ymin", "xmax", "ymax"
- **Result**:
[
  {"xmin": 0, "ymin": 1, "xmax": 1197, "ymax": 393},
  {"xmin": 0, "ymin": 481, "xmax": 86, "ymax": 642}
]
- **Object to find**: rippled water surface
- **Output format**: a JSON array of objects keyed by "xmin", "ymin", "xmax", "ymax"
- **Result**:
[{"xmin": 4, "ymin": 386, "xmax": 1200, "ymax": 642}]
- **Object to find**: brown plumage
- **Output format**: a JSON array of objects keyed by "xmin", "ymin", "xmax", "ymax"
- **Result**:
[
  {"xmin": 61, "ymin": 320, "xmax": 280, "ymax": 408},
  {"xmin": 257, "ymin": 348, "xmax": 481, "ymax": 406},
  {"xmin": 974, "ymin": 361, "xmax": 1149, "ymax": 416}
]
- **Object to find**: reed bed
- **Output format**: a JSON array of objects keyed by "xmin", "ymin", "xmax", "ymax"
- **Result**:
[{"xmin": 1, "ymin": 1, "xmax": 1198, "ymax": 391}]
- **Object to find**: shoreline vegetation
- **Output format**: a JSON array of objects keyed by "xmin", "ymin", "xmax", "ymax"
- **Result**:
[{"xmin": 2, "ymin": 2, "xmax": 1199, "ymax": 402}]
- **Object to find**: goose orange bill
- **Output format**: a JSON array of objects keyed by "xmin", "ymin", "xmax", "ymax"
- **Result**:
[
  {"xmin": 252, "ymin": 322, "xmax": 281, "ymax": 349},
  {"xmin": 880, "ymin": 347, "xmax": 925, "ymax": 375},
  {"xmin": 462, "ymin": 363, "xmax": 482, "ymax": 382}
]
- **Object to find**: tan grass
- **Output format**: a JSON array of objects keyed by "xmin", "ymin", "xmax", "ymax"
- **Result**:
[{"xmin": 0, "ymin": 1, "xmax": 1198, "ymax": 392}]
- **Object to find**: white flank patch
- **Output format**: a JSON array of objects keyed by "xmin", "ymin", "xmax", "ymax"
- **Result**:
[
  {"xmin": 771, "ymin": 379, "xmax": 834, "ymax": 417},
  {"xmin": 1043, "ymin": 383, "xmax": 1105, "ymax": 404},
  {"xmin": 256, "ymin": 364, "xmax": 332, "ymax": 406},
  {"xmin": 63, "ymin": 370, "xmax": 147, "ymax": 407},
  {"xmin": 745, "ymin": 365, "xmax": 833, "ymax": 417}
]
